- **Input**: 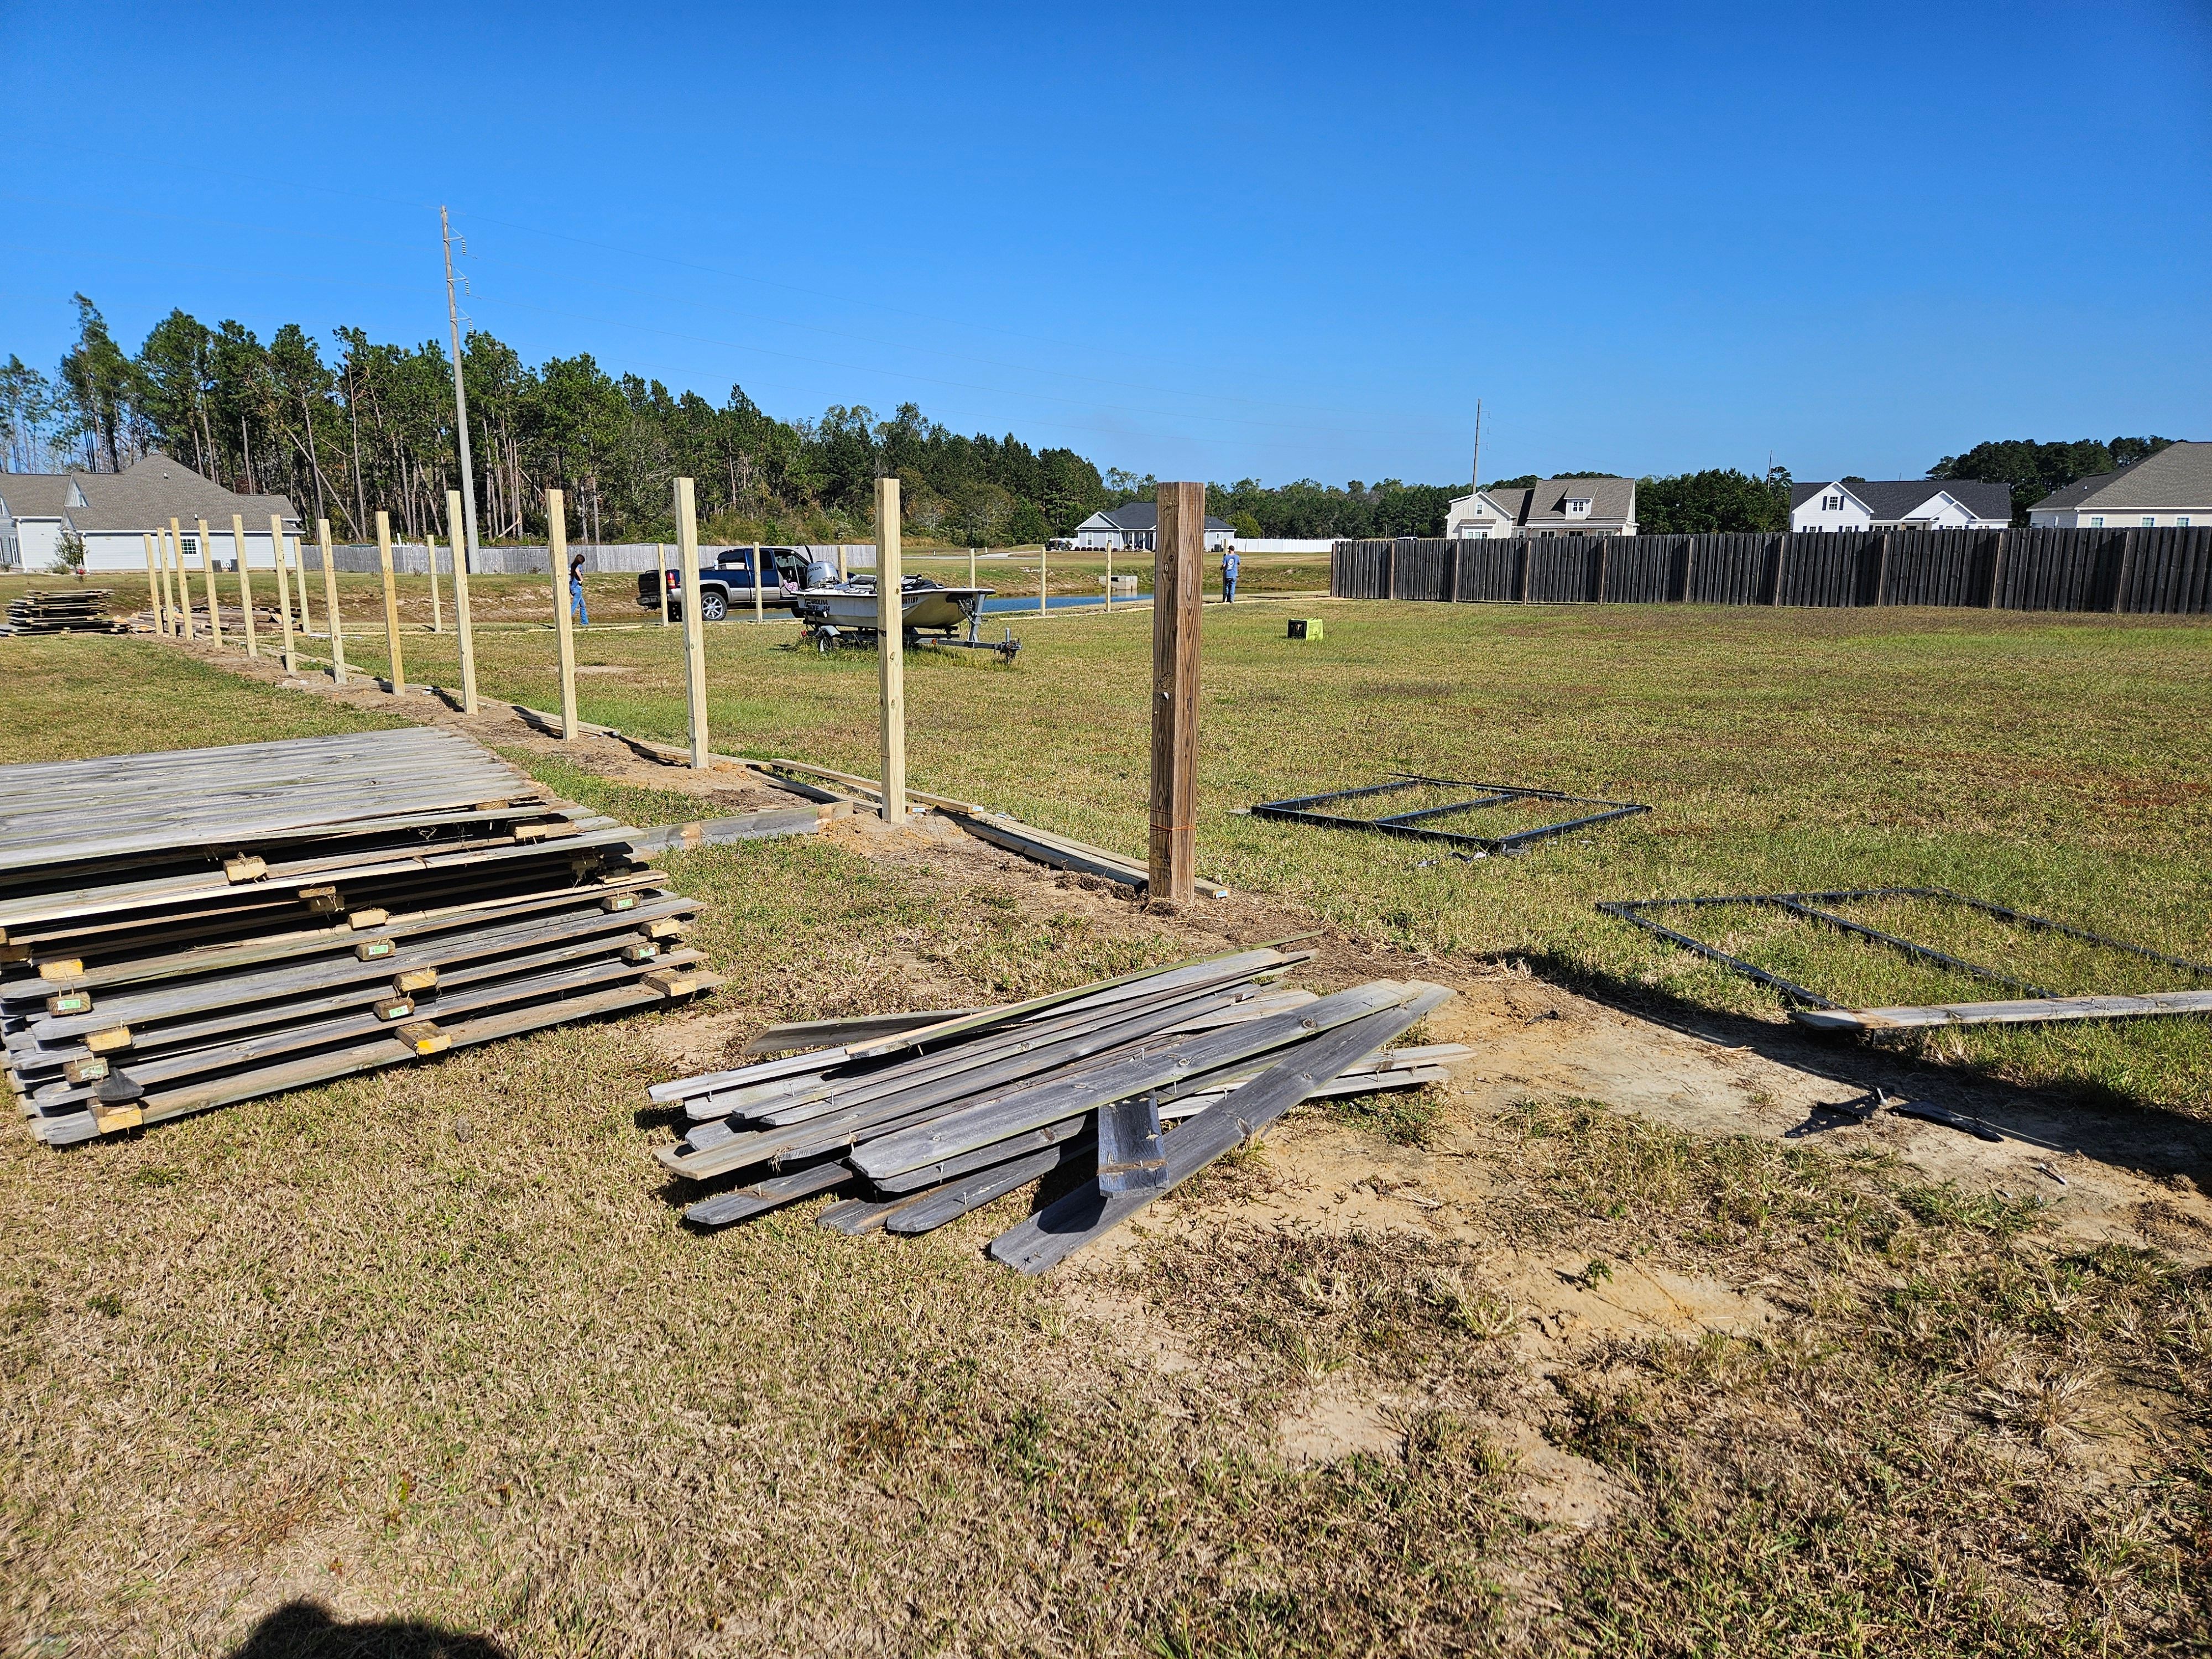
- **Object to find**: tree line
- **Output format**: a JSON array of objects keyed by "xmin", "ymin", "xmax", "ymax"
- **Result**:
[{"xmin": 0, "ymin": 295, "xmax": 2177, "ymax": 542}]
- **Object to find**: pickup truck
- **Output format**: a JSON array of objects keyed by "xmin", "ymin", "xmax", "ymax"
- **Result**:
[{"xmin": 637, "ymin": 546, "xmax": 815, "ymax": 620}]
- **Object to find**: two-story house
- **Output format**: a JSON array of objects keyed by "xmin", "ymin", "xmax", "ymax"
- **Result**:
[
  {"xmin": 2027, "ymin": 440, "xmax": 2209, "ymax": 529},
  {"xmin": 1443, "ymin": 476, "xmax": 1637, "ymax": 539},
  {"xmin": 1788, "ymin": 479, "xmax": 2011, "ymax": 533}
]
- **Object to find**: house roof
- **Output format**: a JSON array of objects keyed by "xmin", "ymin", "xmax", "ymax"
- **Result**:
[
  {"xmin": 1087, "ymin": 502, "xmax": 1233, "ymax": 532},
  {"xmin": 1793, "ymin": 478, "xmax": 2012, "ymax": 521},
  {"xmin": 2029, "ymin": 441, "xmax": 2212, "ymax": 513},
  {"xmin": 0, "ymin": 452, "xmax": 297, "ymax": 536}
]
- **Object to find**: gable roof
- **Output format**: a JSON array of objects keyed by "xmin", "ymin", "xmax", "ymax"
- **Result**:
[
  {"xmin": 1792, "ymin": 478, "xmax": 2011, "ymax": 521},
  {"xmin": 1089, "ymin": 501, "xmax": 1233, "ymax": 532},
  {"xmin": 2030, "ymin": 441, "xmax": 2212, "ymax": 513},
  {"xmin": 0, "ymin": 452, "xmax": 297, "ymax": 536},
  {"xmin": 1506, "ymin": 476, "xmax": 1636, "ymax": 526}
]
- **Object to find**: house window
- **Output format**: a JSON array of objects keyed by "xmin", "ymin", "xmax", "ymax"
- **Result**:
[
  {"xmin": 2180, "ymin": 517, "xmax": 2192, "ymax": 527},
  {"xmin": 2090, "ymin": 517, "xmax": 2104, "ymax": 528},
  {"xmin": 180, "ymin": 535, "xmax": 198, "ymax": 555},
  {"xmin": 1823, "ymin": 494, "xmax": 1841, "ymax": 512},
  {"xmin": 2142, "ymin": 517, "xmax": 2156, "ymax": 528}
]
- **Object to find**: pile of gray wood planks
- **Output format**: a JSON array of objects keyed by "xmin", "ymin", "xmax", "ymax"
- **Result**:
[
  {"xmin": 649, "ymin": 944, "xmax": 1463, "ymax": 1272},
  {"xmin": 4, "ymin": 590, "xmax": 121, "ymax": 635},
  {"xmin": 1, "ymin": 727, "xmax": 721, "ymax": 1145}
]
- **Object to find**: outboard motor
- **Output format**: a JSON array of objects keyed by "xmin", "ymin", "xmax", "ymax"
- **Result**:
[{"xmin": 804, "ymin": 559, "xmax": 840, "ymax": 589}]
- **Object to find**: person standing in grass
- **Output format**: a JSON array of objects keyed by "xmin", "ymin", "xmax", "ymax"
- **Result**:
[
  {"xmin": 1222, "ymin": 547, "xmax": 1240, "ymax": 603},
  {"xmin": 570, "ymin": 554, "xmax": 589, "ymax": 628}
]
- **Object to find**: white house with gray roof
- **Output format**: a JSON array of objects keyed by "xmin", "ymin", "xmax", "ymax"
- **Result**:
[
  {"xmin": 0, "ymin": 451, "xmax": 298, "ymax": 571},
  {"xmin": 1071, "ymin": 501, "xmax": 1234, "ymax": 551},
  {"xmin": 1789, "ymin": 478, "xmax": 2011, "ymax": 533},
  {"xmin": 2027, "ymin": 441, "xmax": 2210, "ymax": 529},
  {"xmin": 1444, "ymin": 476, "xmax": 1637, "ymax": 539}
]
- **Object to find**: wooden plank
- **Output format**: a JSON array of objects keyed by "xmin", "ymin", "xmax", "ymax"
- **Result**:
[
  {"xmin": 1794, "ymin": 989, "xmax": 2212, "ymax": 1031},
  {"xmin": 685, "ymin": 1159, "xmax": 850, "ymax": 1228},
  {"xmin": 1149, "ymin": 482, "xmax": 1204, "ymax": 901},
  {"xmin": 141, "ymin": 533, "xmax": 165, "ymax": 633},
  {"xmin": 269, "ymin": 514, "xmax": 298, "ymax": 672},
  {"xmin": 375, "ymin": 511, "xmax": 405, "ymax": 693},
  {"xmin": 547, "ymin": 488, "xmax": 578, "ymax": 738},
  {"xmin": 877, "ymin": 476, "xmax": 906, "ymax": 822},
  {"xmin": 197, "ymin": 518, "xmax": 224, "ymax": 646},
  {"xmin": 1095, "ymin": 1092, "xmax": 1166, "ymax": 1192},
  {"xmin": 232, "ymin": 513, "xmax": 259, "ymax": 658},
  {"xmin": 883, "ymin": 1140, "xmax": 1087, "ymax": 1235},
  {"xmin": 675, "ymin": 477, "xmax": 708, "ymax": 768}
]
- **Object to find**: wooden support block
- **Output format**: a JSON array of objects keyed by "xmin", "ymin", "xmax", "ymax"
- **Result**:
[
  {"xmin": 513, "ymin": 821, "xmax": 581, "ymax": 843},
  {"xmin": 353, "ymin": 937, "xmax": 397, "ymax": 961},
  {"xmin": 599, "ymin": 893, "xmax": 639, "ymax": 913},
  {"xmin": 86, "ymin": 1026, "xmax": 134, "ymax": 1053},
  {"xmin": 645, "ymin": 919, "xmax": 687, "ymax": 941},
  {"xmin": 395, "ymin": 1021, "xmax": 451, "ymax": 1056},
  {"xmin": 223, "ymin": 855, "xmax": 268, "ymax": 883},
  {"xmin": 393, "ymin": 967, "xmax": 440, "ymax": 994},
  {"xmin": 94, "ymin": 1103, "xmax": 144, "ymax": 1134},
  {"xmin": 0, "ymin": 943, "xmax": 28, "ymax": 963},
  {"xmin": 347, "ymin": 909, "xmax": 389, "ymax": 930},
  {"xmin": 45, "ymin": 990, "xmax": 93, "ymax": 1017},
  {"xmin": 621, "ymin": 941, "xmax": 661, "ymax": 964},
  {"xmin": 300, "ymin": 884, "xmax": 342, "ymax": 913},
  {"xmin": 37, "ymin": 958, "xmax": 84, "ymax": 980},
  {"xmin": 372, "ymin": 996, "xmax": 415, "ymax": 1022},
  {"xmin": 644, "ymin": 968, "xmax": 702, "ymax": 997},
  {"xmin": 64, "ymin": 1056, "xmax": 109, "ymax": 1085}
]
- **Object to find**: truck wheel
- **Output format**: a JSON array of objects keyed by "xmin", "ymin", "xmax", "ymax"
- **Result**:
[{"xmin": 700, "ymin": 589, "xmax": 728, "ymax": 622}]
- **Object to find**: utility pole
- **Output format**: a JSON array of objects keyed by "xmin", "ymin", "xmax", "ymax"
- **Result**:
[{"xmin": 440, "ymin": 206, "xmax": 483, "ymax": 577}]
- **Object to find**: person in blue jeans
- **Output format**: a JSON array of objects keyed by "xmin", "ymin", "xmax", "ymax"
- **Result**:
[
  {"xmin": 569, "ymin": 554, "xmax": 588, "ymax": 628},
  {"xmin": 1221, "ymin": 548, "xmax": 1240, "ymax": 602}
]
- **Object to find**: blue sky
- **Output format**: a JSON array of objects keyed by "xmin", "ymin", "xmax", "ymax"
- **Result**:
[{"xmin": 3, "ymin": 0, "xmax": 2207, "ymax": 487}]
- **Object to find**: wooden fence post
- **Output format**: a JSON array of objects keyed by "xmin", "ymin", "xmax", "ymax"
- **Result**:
[
  {"xmin": 155, "ymin": 526, "xmax": 177, "ymax": 634},
  {"xmin": 2112, "ymin": 530, "xmax": 2136, "ymax": 614},
  {"xmin": 375, "ymin": 510, "xmax": 405, "ymax": 693},
  {"xmin": 166, "ymin": 519, "xmax": 187, "ymax": 637},
  {"xmin": 140, "ymin": 533, "xmax": 164, "ymax": 633},
  {"xmin": 288, "ymin": 524, "xmax": 313, "ymax": 638},
  {"xmin": 969, "ymin": 545, "xmax": 978, "ymax": 589},
  {"xmin": 1519, "ymin": 541, "xmax": 1532, "ymax": 603},
  {"xmin": 1385, "ymin": 538, "xmax": 1397, "ymax": 601},
  {"xmin": 1681, "ymin": 538, "xmax": 1697, "ymax": 603},
  {"xmin": 877, "ymin": 477, "xmax": 906, "ymax": 822},
  {"xmin": 1149, "ymin": 482, "xmax": 1204, "ymax": 903},
  {"xmin": 1104, "ymin": 540, "xmax": 1113, "ymax": 611},
  {"xmin": 269, "ymin": 515, "xmax": 297, "ymax": 672},
  {"xmin": 197, "ymin": 518, "xmax": 224, "ymax": 646},
  {"xmin": 320, "ymin": 519, "xmax": 347, "ymax": 685},
  {"xmin": 656, "ymin": 541, "xmax": 671, "ymax": 626},
  {"xmin": 1770, "ymin": 535, "xmax": 1788, "ymax": 607},
  {"xmin": 1039, "ymin": 539, "xmax": 1048, "ymax": 615},
  {"xmin": 1986, "ymin": 532, "xmax": 2007, "ymax": 610},
  {"xmin": 427, "ymin": 531, "xmax": 444, "ymax": 633},
  {"xmin": 675, "ymin": 478, "xmax": 709, "ymax": 768},
  {"xmin": 1445, "ymin": 539, "xmax": 1460, "ymax": 603},
  {"xmin": 231, "ymin": 514, "xmax": 258, "ymax": 656},
  {"xmin": 445, "ymin": 489, "xmax": 478, "ymax": 714},
  {"xmin": 547, "ymin": 489, "xmax": 578, "ymax": 739},
  {"xmin": 752, "ymin": 541, "xmax": 763, "ymax": 624},
  {"xmin": 1595, "ymin": 539, "xmax": 1610, "ymax": 604},
  {"xmin": 1872, "ymin": 532, "xmax": 1892, "ymax": 607}
]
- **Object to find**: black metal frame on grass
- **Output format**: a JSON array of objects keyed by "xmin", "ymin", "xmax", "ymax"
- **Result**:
[
  {"xmin": 1597, "ymin": 886, "xmax": 2212, "ymax": 1013},
  {"xmin": 1250, "ymin": 774, "xmax": 1648, "ymax": 856}
]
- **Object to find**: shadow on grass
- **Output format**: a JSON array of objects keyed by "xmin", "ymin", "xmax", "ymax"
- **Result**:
[
  {"xmin": 225, "ymin": 1599, "xmax": 507, "ymax": 1658},
  {"xmin": 1523, "ymin": 947, "xmax": 2212, "ymax": 1193}
]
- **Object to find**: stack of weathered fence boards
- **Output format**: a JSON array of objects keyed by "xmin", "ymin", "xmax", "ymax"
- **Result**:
[
  {"xmin": 1332, "ymin": 525, "xmax": 2212, "ymax": 615},
  {"xmin": 4, "ymin": 589, "xmax": 122, "ymax": 635},
  {"xmin": 0, "ymin": 727, "xmax": 718, "ymax": 1146},
  {"xmin": 650, "ymin": 945, "xmax": 1461, "ymax": 1272}
]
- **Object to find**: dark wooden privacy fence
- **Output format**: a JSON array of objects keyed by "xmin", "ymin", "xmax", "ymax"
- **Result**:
[{"xmin": 1331, "ymin": 526, "xmax": 2212, "ymax": 615}]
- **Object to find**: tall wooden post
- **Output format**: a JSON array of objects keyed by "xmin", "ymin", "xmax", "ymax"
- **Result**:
[
  {"xmin": 1148, "ymin": 482, "xmax": 1204, "ymax": 902},
  {"xmin": 656, "ymin": 542, "xmax": 670, "ymax": 626},
  {"xmin": 319, "ymin": 519, "xmax": 347, "ymax": 685},
  {"xmin": 1039, "ymin": 540, "xmax": 1048, "ymax": 614},
  {"xmin": 269, "ymin": 515, "xmax": 297, "ymax": 672},
  {"xmin": 751, "ymin": 542, "xmax": 763, "ymax": 623},
  {"xmin": 427, "ymin": 531, "xmax": 444, "ymax": 632},
  {"xmin": 289, "ymin": 524, "xmax": 314, "ymax": 637},
  {"xmin": 140, "ymin": 534, "xmax": 164, "ymax": 633},
  {"xmin": 445, "ymin": 490, "xmax": 478, "ymax": 714},
  {"xmin": 675, "ymin": 477, "xmax": 709, "ymax": 769},
  {"xmin": 969, "ymin": 545, "xmax": 977, "ymax": 589},
  {"xmin": 169, "ymin": 518, "xmax": 191, "ymax": 637},
  {"xmin": 876, "ymin": 477, "xmax": 906, "ymax": 823},
  {"xmin": 154, "ymin": 528, "xmax": 177, "ymax": 634},
  {"xmin": 547, "ymin": 489, "xmax": 579, "ymax": 739},
  {"xmin": 232, "ymin": 513, "xmax": 259, "ymax": 657},
  {"xmin": 196, "ymin": 518, "xmax": 224, "ymax": 646},
  {"xmin": 375, "ymin": 510, "xmax": 406, "ymax": 693},
  {"xmin": 1104, "ymin": 540, "xmax": 1112, "ymax": 612}
]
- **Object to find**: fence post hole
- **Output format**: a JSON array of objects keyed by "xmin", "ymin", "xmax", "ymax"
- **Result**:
[
  {"xmin": 374, "ymin": 512, "xmax": 406, "ymax": 692},
  {"xmin": 546, "ymin": 490, "xmax": 579, "ymax": 739},
  {"xmin": 656, "ymin": 542, "xmax": 670, "ymax": 626},
  {"xmin": 877, "ymin": 477, "xmax": 906, "ymax": 823},
  {"xmin": 675, "ymin": 478, "xmax": 709, "ymax": 768},
  {"xmin": 197, "ymin": 518, "xmax": 224, "ymax": 646},
  {"xmin": 269, "ymin": 515, "xmax": 298, "ymax": 673},
  {"xmin": 232, "ymin": 514, "xmax": 258, "ymax": 657},
  {"xmin": 445, "ymin": 490, "xmax": 477, "ymax": 715},
  {"xmin": 1149, "ymin": 481, "xmax": 1204, "ymax": 903},
  {"xmin": 751, "ymin": 541, "xmax": 763, "ymax": 624},
  {"xmin": 140, "ymin": 534, "xmax": 164, "ymax": 633},
  {"xmin": 320, "ymin": 519, "xmax": 346, "ymax": 685}
]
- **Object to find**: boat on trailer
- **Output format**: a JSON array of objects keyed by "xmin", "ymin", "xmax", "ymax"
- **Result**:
[{"xmin": 792, "ymin": 575, "xmax": 1020, "ymax": 660}]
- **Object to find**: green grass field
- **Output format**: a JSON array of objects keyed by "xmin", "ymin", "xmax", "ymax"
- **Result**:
[
  {"xmin": 1, "ymin": 627, "xmax": 2207, "ymax": 1655},
  {"xmin": 279, "ymin": 596, "xmax": 2212, "ymax": 1118}
]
